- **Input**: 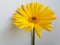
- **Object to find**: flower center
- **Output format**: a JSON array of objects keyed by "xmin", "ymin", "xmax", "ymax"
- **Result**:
[
  {"xmin": 28, "ymin": 16, "xmax": 38, "ymax": 24},
  {"xmin": 32, "ymin": 17, "xmax": 36, "ymax": 21}
]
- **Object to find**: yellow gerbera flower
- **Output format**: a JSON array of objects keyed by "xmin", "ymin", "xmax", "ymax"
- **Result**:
[{"xmin": 12, "ymin": 2, "xmax": 56, "ymax": 38}]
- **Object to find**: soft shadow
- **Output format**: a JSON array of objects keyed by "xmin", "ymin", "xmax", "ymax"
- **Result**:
[{"xmin": 1, "ymin": 18, "xmax": 23, "ymax": 41}]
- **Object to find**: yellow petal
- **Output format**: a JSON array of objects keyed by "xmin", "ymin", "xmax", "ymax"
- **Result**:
[
  {"xmin": 34, "ymin": 24, "xmax": 42, "ymax": 38},
  {"xmin": 35, "ymin": 31, "xmax": 42, "ymax": 38},
  {"xmin": 30, "ymin": 2, "xmax": 35, "ymax": 15},
  {"xmin": 40, "ymin": 6, "xmax": 55, "ymax": 17},
  {"xmin": 13, "ymin": 22, "xmax": 20, "ymax": 27},
  {"xmin": 13, "ymin": 20, "xmax": 28, "ymax": 25},
  {"xmin": 25, "ymin": 23, "xmax": 34, "ymax": 32},
  {"xmin": 14, "ymin": 18, "xmax": 26, "ymax": 23},
  {"xmin": 19, "ymin": 24, "xmax": 26, "ymax": 29},
  {"xmin": 13, "ymin": 20, "xmax": 25, "ymax": 27},
  {"xmin": 13, "ymin": 13, "xmax": 27, "ymax": 20},
  {"xmin": 46, "ymin": 16, "xmax": 56, "ymax": 20},
  {"xmin": 13, "ymin": 21, "xmax": 29, "ymax": 29},
  {"xmin": 40, "ymin": 15, "xmax": 56, "ymax": 21},
  {"xmin": 27, "ymin": 4, "xmax": 32, "ymax": 16},
  {"xmin": 17, "ymin": 8, "xmax": 28, "ymax": 18},
  {"xmin": 25, "ymin": 26, "xmax": 32, "ymax": 32},
  {"xmin": 37, "ymin": 4, "xmax": 44, "ymax": 16},
  {"xmin": 41, "ymin": 24, "xmax": 52, "ymax": 32},
  {"xmin": 39, "ymin": 21, "xmax": 52, "ymax": 25},
  {"xmin": 22, "ymin": 4, "xmax": 31, "ymax": 17},
  {"xmin": 34, "ymin": 3, "xmax": 39, "ymax": 16}
]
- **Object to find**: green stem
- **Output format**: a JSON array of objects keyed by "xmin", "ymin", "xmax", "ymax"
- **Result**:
[{"xmin": 32, "ymin": 28, "xmax": 35, "ymax": 45}]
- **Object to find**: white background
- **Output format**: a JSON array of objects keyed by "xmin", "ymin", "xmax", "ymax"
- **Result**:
[{"xmin": 0, "ymin": 0, "xmax": 60, "ymax": 45}]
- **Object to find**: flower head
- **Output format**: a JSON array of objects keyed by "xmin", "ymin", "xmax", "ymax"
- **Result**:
[{"xmin": 12, "ymin": 2, "xmax": 56, "ymax": 38}]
